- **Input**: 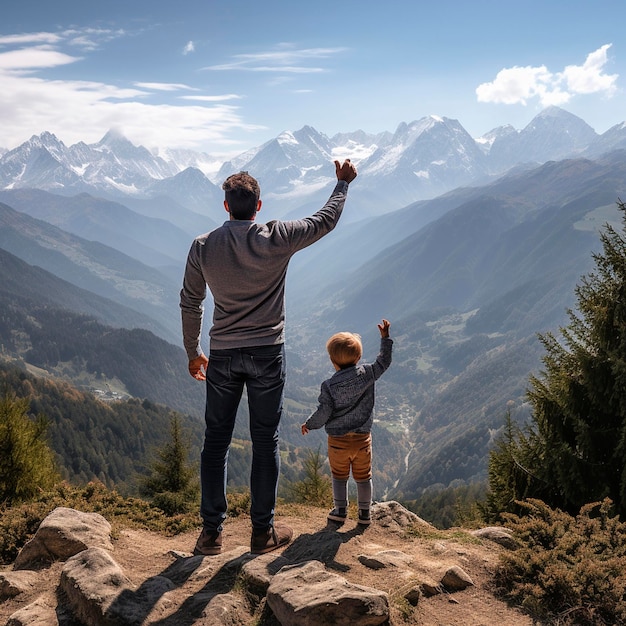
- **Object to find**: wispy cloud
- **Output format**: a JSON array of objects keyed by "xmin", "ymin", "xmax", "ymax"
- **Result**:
[
  {"xmin": 0, "ymin": 28, "xmax": 260, "ymax": 152},
  {"xmin": 183, "ymin": 40, "xmax": 195, "ymax": 55},
  {"xmin": 204, "ymin": 44, "xmax": 346, "ymax": 73},
  {"xmin": 134, "ymin": 82, "xmax": 199, "ymax": 91},
  {"xmin": 0, "ymin": 32, "xmax": 62, "ymax": 45},
  {"xmin": 61, "ymin": 27, "xmax": 127, "ymax": 51},
  {"xmin": 180, "ymin": 94, "xmax": 242, "ymax": 101},
  {"xmin": 476, "ymin": 44, "xmax": 618, "ymax": 107}
]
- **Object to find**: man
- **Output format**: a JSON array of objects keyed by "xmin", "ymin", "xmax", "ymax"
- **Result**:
[{"xmin": 180, "ymin": 159, "xmax": 357, "ymax": 556}]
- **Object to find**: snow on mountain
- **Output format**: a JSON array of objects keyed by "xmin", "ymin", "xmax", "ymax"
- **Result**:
[
  {"xmin": 329, "ymin": 129, "xmax": 391, "ymax": 163},
  {"xmin": 353, "ymin": 115, "xmax": 491, "ymax": 208},
  {"xmin": 0, "ymin": 132, "xmax": 84, "ymax": 191},
  {"xmin": 86, "ymin": 129, "xmax": 178, "ymax": 185},
  {"xmin": 476, "ymin": 124, "xmax": 517, "ymax": 154},
  {"xmin": 216, "ymin": 125, "xmax": 337, "ymax": 210}
]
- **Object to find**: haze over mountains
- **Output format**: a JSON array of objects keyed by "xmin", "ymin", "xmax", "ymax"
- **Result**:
[{"xmin": 2, "ymin": 105, "xmax": 626, "ymax": 505}]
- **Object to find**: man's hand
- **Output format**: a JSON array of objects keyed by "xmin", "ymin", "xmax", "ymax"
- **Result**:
[
  {"xmin": 378, "ymin": 319, "xmax": 390, "ymax": 338},
  {"xmin": 188, "ymin": 354, "xmax": 209, "ymax": 380},
  {"xmin": 335, "ymin": 159, "xmax": 357, "ymax": 184},
  {"xmin": 301, "ymin": 424, "xmax": 309, "ymax": 435}
]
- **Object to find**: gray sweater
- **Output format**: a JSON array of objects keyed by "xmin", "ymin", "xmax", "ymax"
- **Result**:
[
  {"xmin": 305, "ymin": 337, "xmax": 393, "ymax": 436},
  {"xmin": 180, "ymin": 180, "xmax": 349, "ymax": 356}
]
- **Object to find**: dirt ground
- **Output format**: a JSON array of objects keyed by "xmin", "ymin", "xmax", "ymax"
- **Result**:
[{"xmin": 1, "ymin": 503, "xmax": 535, "ymax": 625}]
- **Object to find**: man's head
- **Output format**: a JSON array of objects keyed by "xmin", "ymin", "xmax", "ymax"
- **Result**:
[
  {"xmin": 326, "ymin": 332, "xmax": 362, "ymax": 369},
  {"xmin": 222, "ymin": 171, "xmax": 261, "ymax": 220}
]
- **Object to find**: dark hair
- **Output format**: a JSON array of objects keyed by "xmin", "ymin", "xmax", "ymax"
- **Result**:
[{"xmin": 222, "ymin": 171, "xmax": 260, "ymax": 219}]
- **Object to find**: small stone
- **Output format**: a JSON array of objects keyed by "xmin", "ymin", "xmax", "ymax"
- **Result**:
[{"xmin": 441, "ymin": 565, "xmax": 474, "ymax": 591}]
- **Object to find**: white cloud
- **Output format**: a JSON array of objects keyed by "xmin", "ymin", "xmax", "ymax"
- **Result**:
[
  {"xmin": 562, "ymin": 44, "xmax": 617, "ymax": 96},
  {"xmin": 476, "ymin": 44, "xmax": 618, "ymax": 107},
  {"xmin": 183, "ymin": 40, "xmax": 195, "ymax": 55},
  {"xmin": 0, "ymin": 46, "xmax": 80, "ymax": 71}
]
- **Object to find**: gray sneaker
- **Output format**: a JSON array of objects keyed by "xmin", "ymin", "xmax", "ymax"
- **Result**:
[
  {"xmin": 194, "ymin": 528, "xmax": 222, "ymax": 556},
  {"xmin": 250, "ymin": 523, "xmax": 293, "ymax": 554}
]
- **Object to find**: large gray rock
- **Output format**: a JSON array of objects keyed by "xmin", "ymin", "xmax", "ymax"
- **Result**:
[
  {"xmin": 241, "ymin": 553, "xmax": 291, "ymax": 595},
  {"xmin": 471, "ymin": 526, "xmax": 517, "ymax": 549},
  {"xmin": 14, "ymin": 507, "xmax": 113, "ymax": 569},
  {"xmin": 267, "ymin": 560, "xmax": 389, "ymax": 626},
  {"xmin": 357, "ymin": 549, "xmax": 414, "ymax": 570},
  {"xmin": 371, "ymin": 501, "xmax": 432, "ymax": 530},
  {"xmin": 59, "ymin": 546, "xmax": 133, "ymax": 626}
]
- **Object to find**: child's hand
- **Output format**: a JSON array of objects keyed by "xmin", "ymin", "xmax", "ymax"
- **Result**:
[
  {"xmin": 301, "ymin": 424, "xmax": 309, "ymax": 435},
  {"xmin": 378, "ymin": 318, "xmax": 390, "ymax": 338}
]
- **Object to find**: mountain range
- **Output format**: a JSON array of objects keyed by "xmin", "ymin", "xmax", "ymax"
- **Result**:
[
  {"xmin": 1, "ymin": 105, "xmax": 626, "ymax": 510},
  {"xmin": 3, "ymin": 106, "xmax": 626, "ymax": 221}
]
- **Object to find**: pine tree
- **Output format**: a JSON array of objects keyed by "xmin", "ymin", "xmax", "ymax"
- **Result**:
[
  {"xmin": 0, "ymin": 392, "xmax": 59, "ymax": 505},
  {"xmin": 288, "ymin": 447, "xmax": 332, "ymax": 506},
  {"xmin": 488, "ymin": 200, "xmax": 626, "ymax": 517},
  {"xmin": 483, "ymin": 411, "xmax": 548, "ymax": 520},
  {"xmin": 140, "ymin": 413, "xmax": 199, "ymax": 515}
]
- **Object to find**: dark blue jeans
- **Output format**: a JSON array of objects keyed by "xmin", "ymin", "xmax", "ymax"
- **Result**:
[{"xmin": 200, "ymin": 344, "xmax": 285, "ymax": 532}]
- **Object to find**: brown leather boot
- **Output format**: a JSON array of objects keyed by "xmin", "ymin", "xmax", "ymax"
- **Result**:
[
  {"xmin": 193, "ymin": 528, "xmax": 222, "ymax": 555},
  {"xmin": 250, "ymin": 522, "xmax": 293, "ymax": 554}
]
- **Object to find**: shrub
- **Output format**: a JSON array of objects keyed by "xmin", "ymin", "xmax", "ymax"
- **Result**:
[
  {"xmin": 495, "ymin": 498, "xmax": 626, "ymax": 625},
  {"xmin": 0, "ymin": 481, "xmax": 201, "ymax": 564}
]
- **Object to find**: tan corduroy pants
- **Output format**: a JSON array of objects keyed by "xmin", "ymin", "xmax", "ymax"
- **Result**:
[{"xmin": 327, "ymin": 432, "xmax": 372, "ymax": 481}]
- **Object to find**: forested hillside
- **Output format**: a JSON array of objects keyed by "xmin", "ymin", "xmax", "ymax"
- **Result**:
[{"xmin": 0, "ymin": 363, "xmax": 202, "ymax": 490}]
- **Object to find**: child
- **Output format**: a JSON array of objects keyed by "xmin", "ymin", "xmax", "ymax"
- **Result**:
[{"xmin": 301, "ymin": 319, "xmax": 393, "ymax": 525}]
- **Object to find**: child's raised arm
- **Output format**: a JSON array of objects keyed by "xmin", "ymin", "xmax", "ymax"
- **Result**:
[{"xmin": 378, "ymin": 319, "xmax": 390, "ymax": 338}]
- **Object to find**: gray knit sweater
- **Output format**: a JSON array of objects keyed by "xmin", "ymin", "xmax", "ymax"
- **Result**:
[
  {"xmin": 305, "ymin": 336, "xmax": 393, "ymax": 436},
  {"xmin": 180, "ymin": 180, "xmax": 349, "ymax": 356}
]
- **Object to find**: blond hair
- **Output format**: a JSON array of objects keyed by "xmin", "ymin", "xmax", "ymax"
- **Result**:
[{"xmin": 326, "ymin": 332, "xmax": 362, "ymax": 368}]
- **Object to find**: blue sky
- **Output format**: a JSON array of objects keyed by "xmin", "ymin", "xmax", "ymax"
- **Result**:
[{"xmin": 2, "ymin": 0, "xmax": 625, "ymax": 157}]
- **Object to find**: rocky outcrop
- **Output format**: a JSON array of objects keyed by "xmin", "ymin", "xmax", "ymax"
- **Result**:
[
  {"xmin": 1, "ymin": 502, "xmax": 520, "ymax": 625},
  {"xmin": 14, "ymin": 507, "xmax": 113, "ymax": 570},
  {"xmin": 267, "ymin": 560, "xmax": 389, "ymax": 626}
]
